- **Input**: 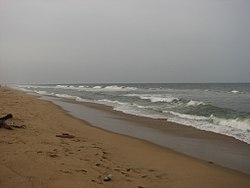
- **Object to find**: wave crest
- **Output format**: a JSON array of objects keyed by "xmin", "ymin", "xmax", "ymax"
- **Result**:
[
  {"xmin": 125, "ymin": 94, "xmax": 179, "ymax": 103},
  {"xmin": 103, "ymin": 85, "xmax": 137, "ymax": 91},
  {"xmin": 186, "ymin": 100, "xmax": 205, "ymax": 107},
  {"xmin": 231, "ymin": 90, "xmax": 240, "ymax": 94}
]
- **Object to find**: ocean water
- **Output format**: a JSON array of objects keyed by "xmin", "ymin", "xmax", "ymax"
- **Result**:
[{"xmin": 16, "ymin": 83, "xmax": 250, "ymax": 144}]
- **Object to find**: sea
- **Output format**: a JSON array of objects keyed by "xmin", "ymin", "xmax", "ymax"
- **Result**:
[{"xmin": 16, "ymin": 83, "xmax": 250, "ymax": 144}]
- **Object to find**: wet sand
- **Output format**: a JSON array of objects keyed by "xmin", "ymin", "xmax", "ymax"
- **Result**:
[
  {"xmin": 49, "ymin": 97, "xmax": 250, "ymax": 174},
  {"xmin": 1, "ymin": 87, "xmax": 250, "ymax": 188}
]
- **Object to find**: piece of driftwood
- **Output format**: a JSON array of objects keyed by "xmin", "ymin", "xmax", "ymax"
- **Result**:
[
  {"xmin": 56, "ymin": 133, "xmax": 75, "ymax": 138},
  {"xmin": 0, "ymin": 114, "xmax": 13, "ymax": 130}
]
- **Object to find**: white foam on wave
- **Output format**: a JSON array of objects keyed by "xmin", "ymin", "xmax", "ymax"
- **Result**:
[
  {"xmin": 104, "ymin": 85, "xmax": 120, "ymax": 90},
  {"xmin": 56, "ymin": 85, "xmax": 79, "ymax": 90},
  {"xmin": 97, "ymin": 99, "xmax": 127, "ymax": 106},
  {"xmin": 231, "ymin": 90, "xmax": 240, "ymax": 94},
  {"xmin": 93, "ymin": 86, "xmax": 102, "ymax": 89},
  {"xmin": 55, "ymin": 85, "xmax": 90, "ymax": 92},
  {"xmin": 212, "ymin": 116, "xmax": 250, "ymax": 132},
  {"xmin": 186, "ymin": 100, "xmax": 205, "ymax": 107},
  {"xmin": 34, "ymin": 90, "xmax": 54, "ymax": 96},
  {"xmin": 114, "ymin": 104, "xmax": 167, "ymax": 119},
  {"xmin": 145, "ymin": 96, "xmax": 179, "ymax": 103},
  {"xmin": 97, "ymin": 99, "xmax": 166, "ymax": 119},
  {"xmin": 97, "ymin": 99, "xmax": 144, "ymax": 116},
  {"xmin": 114, "ymin": 104, "xmax": 250, "ymax": 144},
  {"xmin": 165, "ymin": 111, "xmax": 250, "ymax": 131},
  {"xmin": 55, "ymin": 85, "xmax": 69, "ymax": 89},
  {"xmin": 62, "ymin": 85, "xmax": 137, "ymax": 92},
  {"xmin": 125, "ymin": 94, "xmax": 179, "ymax": 103},
  {"xmin": 78, "ymin": 85, "xmax": 88, "ymax": 88},
  {"xmin": 80, "ymin": 85, "xmax": 137, "ymax": 91},
  {"xmin": 167, "ymin": 116, "xmax": 250, "ymax": 144},
  {"xmin": 18, "ymin": 85, "xmax": 54, "ymax": 89},
  {"xmin": 165, "ymin": 111, "xmax": 209, "ymax": 121},
  {"xmin": 32, "ymin": 89, "xmax": 88, "ymax": 102},
  {"xmin": 54, "ymin": 94, "xmax": 89, "ymax": 102},
  {"xmin": 164, "ymin": 111, "xmax": 250, "ymax": 144},
  {"xmin": 55, "ymin": 93, "xmax": 79, "ymax": 99},
  {"xmin": 52, "ymin": 91, "xmax": 250, "ymax": 143},
  {"xmin": 103, "ymin": 85, "xmax": 137, "ymax": 91}
]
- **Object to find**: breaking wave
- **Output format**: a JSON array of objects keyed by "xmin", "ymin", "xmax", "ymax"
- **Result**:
[
  {"xmin": 55, "ymin": 84, "xmax": 137, "ymax": 91},
  {"xmin": 231, "ymin": 90, "xmax": 240, "ymax": 94},
  {"xmin": 32, "ymin": 90, "xmax": 88, "ymax": 102},
  {"xmin": 163, "ymin": 110, "xmax": 250, "ymax": 143},
  {"xmin": 103, "ymin": 85, "xmax": 136, "ymax": 91},
  {"xmin": 125, "ymin": 94, "xmax": 179, "ymax": 103},
  {"xmin": 186, "ymin": 100, "xmax": 205, "ymax": 106}
]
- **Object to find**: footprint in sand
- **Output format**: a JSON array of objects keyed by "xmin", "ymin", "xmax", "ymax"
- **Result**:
[
  {"xmin": 46, "ymin": 151, "xmax": 58, "ymax": 158},
  {"xmin": 60, "ymin": 170, "xmax": 72, "ymax": 174},
  {"xmin": 75, "ymin": 169, "xmax": 87, "ymax": 174}
]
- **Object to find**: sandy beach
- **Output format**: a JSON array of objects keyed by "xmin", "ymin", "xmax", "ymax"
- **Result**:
[{"xmin": 1, "ymin": 87, "xmax": 250, "ymax": 188}]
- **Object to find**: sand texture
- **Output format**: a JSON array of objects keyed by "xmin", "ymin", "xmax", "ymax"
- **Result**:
[{"xmin": 0, "ymin": 87, "xmax": 250, "ymax": 188}]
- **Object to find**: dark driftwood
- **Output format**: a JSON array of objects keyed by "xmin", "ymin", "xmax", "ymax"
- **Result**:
[
  {"xmin": 56, "ymin": 133, "xmax": 75, "ymax": 138},
  {"xmin": 0, "ymin": 114, "xmax": 13, "ymax": 121},
  {"xmin": 0, "ymin": 114, "xmax": 13, "ymax": 130}
]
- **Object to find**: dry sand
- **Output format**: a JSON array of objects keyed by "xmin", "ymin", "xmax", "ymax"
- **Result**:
[{"xmin": 0, "ymin": 87, "xmax": 250, "ymax": 188}]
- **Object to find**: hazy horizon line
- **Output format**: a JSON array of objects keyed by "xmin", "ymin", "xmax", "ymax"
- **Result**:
[{"xmin": 5, "ymin": 81, "xmax": 250, "ymax": 85}]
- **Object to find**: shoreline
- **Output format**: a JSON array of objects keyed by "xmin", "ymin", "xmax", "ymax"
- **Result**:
[
  {"xmin": 1, "ymin": 87, "xmax": 250, "ymax": 187},
  {"xmin": 44, "ymin": 96, "xmax": 250, "ymax": 174}
]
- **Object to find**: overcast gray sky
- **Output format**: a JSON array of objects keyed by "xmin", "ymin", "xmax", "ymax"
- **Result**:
[{"xmin": 0, "ymin": 0, "xmax": 250, "ymax": 84}]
